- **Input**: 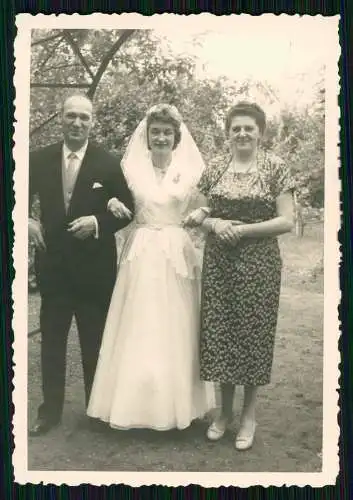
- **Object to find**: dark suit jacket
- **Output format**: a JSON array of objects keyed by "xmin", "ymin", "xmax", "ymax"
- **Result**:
[{"xmin": 29, "ymin": 141, "xmax": 134, "ymax": 304}]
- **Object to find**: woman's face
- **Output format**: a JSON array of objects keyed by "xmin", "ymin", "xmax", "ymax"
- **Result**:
[
  {"xmin": 148, "ymin": 120, "xmax": 175, "ymax": 155},
  {"xmin": 228, "ymin": 115, "xmax": 261, "ymax": 155}
]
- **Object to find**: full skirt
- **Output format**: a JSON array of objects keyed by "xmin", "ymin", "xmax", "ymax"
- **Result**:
[{"xmin": 87, "ymin": 226, "xmax": 215, "ymax": 430}]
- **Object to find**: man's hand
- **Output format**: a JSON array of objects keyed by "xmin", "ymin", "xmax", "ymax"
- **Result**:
[
  {"xmin": 107, "ymin": 197, "xmax": 133, "ymax": 220},
  {"xmin": 67, "ymin": 216, "xmax": 97, "ymax": 240},
  {"xmin": 28, "ymin": 218, "xmax": 46, "ymax": 251}
]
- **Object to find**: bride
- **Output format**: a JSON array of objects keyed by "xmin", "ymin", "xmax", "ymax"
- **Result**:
[{"xmin": 87, "ymin": 104, "xmax": 215, "ymax": 430}]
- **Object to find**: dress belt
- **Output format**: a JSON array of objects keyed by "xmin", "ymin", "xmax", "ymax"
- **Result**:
[{"xmin": 134, "ymin": 222, "xmax": 183, "ymax": 230}]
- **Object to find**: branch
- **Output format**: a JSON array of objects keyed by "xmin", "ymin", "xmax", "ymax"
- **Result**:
[
  {"xmin": 30, "ymin": 112, "xmax": 59, "ymax": 137},
  {"xmin": 31, "ymin": 31, "xmax": 64, "ymax": 46},
  {"xmin": 30, "ymin": 83, "xmax": 91, "ymax": 88},
  {"xmin": 38, "ymin": 36, "xmax": 65, "ymax": 70},
  {"xmin": 63, "ymin": 31, "xmax": 95, "ymax": 80},
  {"xmin": 28, "ymin": 327, "xmax": 41, "ymax": 338},
  {"xmin": 30, "ymin": 30, "xmax": 136, "ymax": 137},
  {"xmin": 87, "ymin": 29, "xmax": 135, "ymax": 99},
  {"xmin": 41, "ymin": 63, "xmax": 83, "ymax": 72}
]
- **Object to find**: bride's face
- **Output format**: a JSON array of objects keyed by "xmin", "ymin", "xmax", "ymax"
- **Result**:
[{"xmin": 148, "ymin": 120, "xmax": 175, "ymax": 155}]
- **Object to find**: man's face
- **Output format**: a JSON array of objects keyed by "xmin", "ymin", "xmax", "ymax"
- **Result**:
[{"xmin": 62, "ymin": 96, "xmax": 93, "ymax": 147}]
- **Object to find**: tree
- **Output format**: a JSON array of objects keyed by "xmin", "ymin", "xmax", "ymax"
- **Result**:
[
  {"xmin": 30, "ymin": 28, "xmax": 135, "ymax": 148},
  {"xmin": 28, "ymin": 30, "xmax": 325, "ymax": 288},
  {"xmin": 273, "ymin": 96, "xmax": 325, "ymax": 208}
]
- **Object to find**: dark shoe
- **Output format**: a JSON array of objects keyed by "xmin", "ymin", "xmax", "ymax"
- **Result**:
[{"xmin": 29, "ymin": 418, "xmax": 60, "ymax": 437}]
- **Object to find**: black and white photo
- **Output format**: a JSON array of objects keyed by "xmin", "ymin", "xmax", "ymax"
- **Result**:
[{"xmin": 13, "ymin": 13, "xmax": 340, "ymax": 487}]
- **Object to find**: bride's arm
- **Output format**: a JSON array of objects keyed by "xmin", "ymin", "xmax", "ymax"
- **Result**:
[
  {"xmin": 182, "ymin": 189, "xmax": 211, "ymax": 227},
  {"xmin": 184, "ymin": 190, "xmax": 242, "ymax": 232},
  {"xmin": 187, "ymin": 188, "xmax": 208, "ymax": 211}
]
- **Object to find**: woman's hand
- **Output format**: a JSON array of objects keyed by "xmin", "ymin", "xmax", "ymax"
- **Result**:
[
  {"xmin": 107, "ymin": 197, "xmax": 133, "ymax": 220},
  {"xmin": 183, "ymin": 207, "xmax": 209, "ymax": 228},
  {"xmin": 214, "ymin": 219, "xmax": 244, "ymax": 246},
  {"xmin": 213, "ymin": 220, "xmax": 234, "ymax": 242},
  {"xmin": 227, "ymin": 225, "xmax": 245, "ymax": 246}
]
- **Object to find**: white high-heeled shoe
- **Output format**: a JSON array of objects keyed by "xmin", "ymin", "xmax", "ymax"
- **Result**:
[
  {"xmin": 206, "ymin": 419, "xmax": 228, "ymax": 441},
  {"xmin": 235, "ymin": 420, "xmax": 256, "ymax": 450}
]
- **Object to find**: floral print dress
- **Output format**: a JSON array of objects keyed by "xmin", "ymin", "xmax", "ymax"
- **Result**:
[{"xmin": 198, "ymin": 150, "xmax": 295, "ymax": 385}]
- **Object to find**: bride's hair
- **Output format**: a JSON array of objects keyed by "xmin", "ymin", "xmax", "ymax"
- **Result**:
[{"xmin": 146, "ymin": 104, "xmax": 182, "ymax": 150}]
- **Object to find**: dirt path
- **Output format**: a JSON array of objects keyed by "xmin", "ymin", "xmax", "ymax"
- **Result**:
[{"xmin": 25, "ymin": 286, "xmax": 323, "ymax": 472}]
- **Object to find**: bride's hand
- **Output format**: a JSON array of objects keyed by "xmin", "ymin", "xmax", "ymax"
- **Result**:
[
  {"xmin": 183, "ymin": 208, "xmax": 209, "ymax": 227},
  {"xmin": 107, "ymin": 198, "xmax": 133, "ymax": 219}
]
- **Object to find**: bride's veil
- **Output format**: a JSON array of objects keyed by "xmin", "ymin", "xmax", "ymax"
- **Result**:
[{"xmin": 121, "ymin": 104, "xmax": 206, "ymax": 198}]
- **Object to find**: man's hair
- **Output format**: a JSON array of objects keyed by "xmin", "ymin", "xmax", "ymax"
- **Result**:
[{"xmin": 61, "ymin": 93, "xmax": 93, "ymax": 114}]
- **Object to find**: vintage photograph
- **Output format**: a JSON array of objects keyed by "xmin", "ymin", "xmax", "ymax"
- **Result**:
[{"xmin": 13, "ymin": 13, "xmax": 340, "ymax": 486}]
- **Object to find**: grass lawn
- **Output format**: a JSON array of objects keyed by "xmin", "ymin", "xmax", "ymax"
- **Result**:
[{"xmin": 27, "ymin": 223, "xmax": 324, "ymax": 472}]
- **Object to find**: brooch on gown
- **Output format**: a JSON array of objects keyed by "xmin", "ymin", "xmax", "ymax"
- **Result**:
[{"xmin": 172, "ymin": 173, "xmax": 181, "ymax": 184}]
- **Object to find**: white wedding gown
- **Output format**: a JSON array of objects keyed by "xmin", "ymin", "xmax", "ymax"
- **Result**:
[{"xmin": 87, "ymin": 172, "xmax": 215, "ymax": 430}]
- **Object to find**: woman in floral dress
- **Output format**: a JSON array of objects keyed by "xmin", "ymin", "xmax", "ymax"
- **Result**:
[{"xmin": 184, "ymin": 101, "xmax": 295, "ymax": 450}]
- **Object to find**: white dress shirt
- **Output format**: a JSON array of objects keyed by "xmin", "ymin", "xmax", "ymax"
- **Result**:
[
  {"xmin": 62, "ymin": 141, "xmax": 99, "ymax": 238},
  {"xmin": 62, "ymin": 141, "xmax": 88, "ymax": 174}
]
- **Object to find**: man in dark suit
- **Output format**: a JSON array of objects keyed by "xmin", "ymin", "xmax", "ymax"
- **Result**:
[{"xmin": 29, "ymin": 94, "xmax": 134, "ymax": 436}]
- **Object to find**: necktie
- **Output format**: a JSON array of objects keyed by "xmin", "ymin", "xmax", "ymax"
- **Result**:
[{"xmin": 65, "ymin": 152, "xmax": 79, "ymax": 211}]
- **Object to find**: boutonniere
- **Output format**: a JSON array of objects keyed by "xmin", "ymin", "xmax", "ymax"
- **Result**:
[
  {"xmin": 172, "ymin": 173, "xmax": 181, "ymax": 184},
  {"xmin": 92, "ymin": 182, "xmax": 103, "ymax": 189}
]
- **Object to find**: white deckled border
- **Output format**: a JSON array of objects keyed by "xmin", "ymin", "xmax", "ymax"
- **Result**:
[{"xmin": 12, "ymin": 12, "xmax": 340, "ymax": 487}]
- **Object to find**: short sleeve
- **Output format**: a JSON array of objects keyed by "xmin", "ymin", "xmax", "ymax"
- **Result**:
[
  {"xmin": 197, "ymin": 153, "xmax": 230, "ymax": 196},
  {"xmin": 271, "ymin": 157, "xmax": 296, "ymax": 198}
]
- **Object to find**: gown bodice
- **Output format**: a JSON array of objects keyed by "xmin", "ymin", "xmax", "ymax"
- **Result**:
[
  {"xmin": 133, "ymin": 189, "xmax": 189, "ymax": 227},
  {"xmin": 118, "ymin": 178, "xmax": 200, "ymax": 279}
]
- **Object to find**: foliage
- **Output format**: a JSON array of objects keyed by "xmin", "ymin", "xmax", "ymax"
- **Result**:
[
  {"xmin": 29, "ymin": 29, "xmax": 325, "ymax": 205},
  {"xmin": 27, "ymin": 29, "xmax": 325, "ymax": 290},
  {"xmin": 272, "ymin": 98, "xmax": 325, "ymax": 208}
]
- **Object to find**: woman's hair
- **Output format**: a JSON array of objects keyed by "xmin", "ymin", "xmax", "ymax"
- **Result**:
[
  {"xmin": 225, "ymin": 101, "xmax": 267, "ymax": 135},
  {"xmin": 146, "ymin": 104, "xmax": 182, "ymax": 150}
]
